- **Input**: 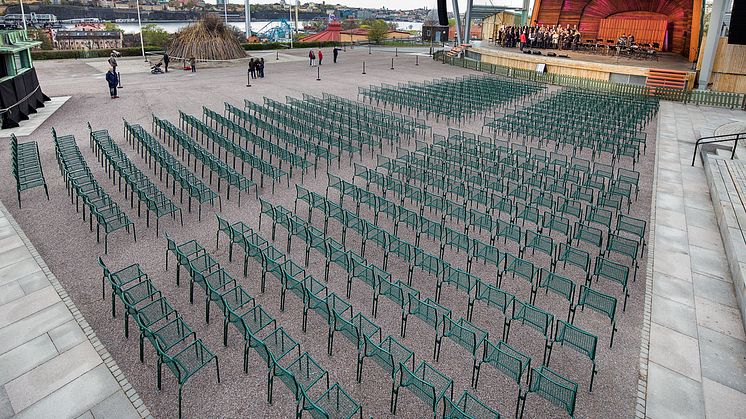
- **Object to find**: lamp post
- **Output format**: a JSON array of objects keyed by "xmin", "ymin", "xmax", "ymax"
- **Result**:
[
  {"xmin": 288, "ymin": 3, "xmax": 294, "ymax": 49},
  {"xmin": 19, "ymin": 0, "xmax": 27, "ymax": 32},
  {"xmin": 244, "ymin": 0, "xmax": 251, "ymax": 40},
  {"xmin": 136, "ymin": 0, "xmax": 145, "ymax": 61},
  {"xmin": 224, "ymin": 0, "xmax": 228, "ymax": 24}
]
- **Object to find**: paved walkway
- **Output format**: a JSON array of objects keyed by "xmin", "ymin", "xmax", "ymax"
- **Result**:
[
  {"xmin": 0, "ymin": 200, "xmax": 148, "ymax": 419},
  {"xmin": 643, "ymin": 101, "xmax": 746, "ymax": 418}
]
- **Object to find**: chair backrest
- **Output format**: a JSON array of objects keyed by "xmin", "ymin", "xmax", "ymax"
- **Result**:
[
  {"xmin": 555, "ymin": 320, "xmax": 597, "ymax": 362},
  {"xmin": 529, "ymin": 365, "xmax": 578, "ymax": 417},
  {"xmin": 578, "ymin": 285, "xmax": 617, "ymax": 323},
  {"xmin": 512, "ymin": 299, "xmax": 554, "ymax": 338}
]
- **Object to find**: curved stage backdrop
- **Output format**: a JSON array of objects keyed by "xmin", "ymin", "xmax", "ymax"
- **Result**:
[{"xmin": 530, "ymin": 0, "xmax": 702, "ymax": 60}]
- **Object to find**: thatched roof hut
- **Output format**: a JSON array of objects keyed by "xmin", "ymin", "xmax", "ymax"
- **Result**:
[{"xmin": 170, "ymin": 14, "xmax": 246, "ymax": 61}]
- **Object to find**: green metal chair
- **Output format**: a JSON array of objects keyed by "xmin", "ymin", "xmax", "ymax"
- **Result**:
[
  {"xmin": 439, "ymin": 316, "xmax": 488, "ymax": 387},
  {"xmin": 519, "ymin": 365, "xmax": 577, "ymax": 418},
  {"xmin": 444, "ymin": 390, "xmax": 500, "ymax": 419},
  {"xmin": 476, "ymin": 339, "xmax": 530, "ymax": 417},
  {"xmin": 507, "ymin": 299, "xmax": 554, "ymax": 364},
  {"xmin": 393, "ymin": 360, "xmax": 454, "ymax": 416},
  {"xmin": 548, "ymin": 320, "xmax": 598, "ymax": 391},
  {"xmin": 157, "ymin": 338, "xmax": 220, "ymax": 419},
  {"xmin": 306, "ymin": 383, "xmax": 362, "ymax": 419},
  {"xmin": 572, "ymin": 285, "xmax": 618, "ymax": 348}
]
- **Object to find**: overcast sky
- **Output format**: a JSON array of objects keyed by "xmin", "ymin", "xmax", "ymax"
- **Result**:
[{"xmin": 208, "ymin": 0, "xmax": 526, "ymax": 12}]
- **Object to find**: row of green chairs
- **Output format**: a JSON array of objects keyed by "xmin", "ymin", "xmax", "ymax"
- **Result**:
[
  {"xmin": 286, "ymin": 96, "xmax": 399, "ymax": 154},
  {"xmin": 167, "ymin": 228, "xmax": 362, "ymax": 418},
  {"xmin": 89, "ymin": 124, "xmax": 182, "ymax": 236},
  {"xmin": 243, "ymin": 99, "xmax": 362, "ymax": 162},
  {"xmin": 202, "ymin": 106, "xmax": 313, "ymax": 178},
  {"xmin": 155, "ymin": 113, "xmax": 259, "ymax": 199},
  {"xmin": 224, "ymin": 102, "xmax": 337, "ymax": 168},
  {"xmin": 98, "ymin": 258, "xmax": 219, "ymax": 418},
  {"xmin": 359, "ymin": 75, "xmax": 545, "ymax": 123},
  {"xmin": 263, "ymin": 97, "xmax": 376, "ymax": 157},
  {"xmin": 124, "ymin": 120, "xmax": 220, "ymax": 221},
  {"xmin": 317, "ymin": 92, "xmax": 430, "ymax": 136},
  {"xmin": 53, "ymin": 129, "xmax": 135, "ymax": 253},
  {"xmin": 11, "ymin": 133, "xmax": 49, "ymax": 207},
  {"xmin": 247, "ymin": 205, "xmax": 495, "ymax": 418},
  {"xmin": 263, "ymin": 198, "xmax": 597, "ymax": 418}
]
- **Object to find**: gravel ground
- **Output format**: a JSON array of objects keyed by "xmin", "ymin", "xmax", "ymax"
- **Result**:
[{"xmin": 1, "ymin": 47, "xmax": 655, "ymax": 418}]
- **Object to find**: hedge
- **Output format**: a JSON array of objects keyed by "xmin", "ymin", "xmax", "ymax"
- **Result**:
[
  {"xmin": 32, "ymin": 41, "xmax": 345, "ymax": 60},
  {"xmin": 32, "ymin": 46, "xmax": 163, "ymax": 60}
]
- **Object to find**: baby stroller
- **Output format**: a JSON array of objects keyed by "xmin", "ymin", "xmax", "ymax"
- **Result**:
[{"xmin": 151, "ymin": 61, "xmax": 164, "ymax": 74}]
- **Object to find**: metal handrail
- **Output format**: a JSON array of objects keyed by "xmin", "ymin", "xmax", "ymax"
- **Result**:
[{"xmin": 691, "ymin": 132, "xmax": 746, "ymax": 166}]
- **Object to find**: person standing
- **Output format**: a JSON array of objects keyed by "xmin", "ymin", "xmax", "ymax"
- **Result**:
[
  {"xmin": 108, "ymin": 52, "xmax": 118, "ymax": 73},
  {"xmin": 189, "ymin": 56, "xmax": 196, "ymax": 72},
  {"xmin": 163, "ymin": 51, "xmax": 170, "ymax": 73},
  {"xmin": 106, "ymin": 67, "xmax": 119, "ymax": 99},
  {"xmin": 332, "ymin": 46, "xmax": 340, "ymax": 63},
  {"xmin": 258, "ymin": 58, "xmax": 265, "ymax": 78},
  {"xmin": 249, "ymin": 58, "xmax": 256, "ymax": 79},
  {"xmin": 317, "ymin": 49, "xmax": 323, "ymax": 65},
  {"xmin": 519, "ymin": 31, "xmax": 527, "ymax": 51},
  {"xmin": 309, "ymin": 49, "xmax": 315, "ymax": 66}
]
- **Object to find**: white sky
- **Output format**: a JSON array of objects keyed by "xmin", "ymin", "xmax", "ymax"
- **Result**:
[{"xmin": 208, "ymin": 0, "xmax": 526, "ymax": 12}]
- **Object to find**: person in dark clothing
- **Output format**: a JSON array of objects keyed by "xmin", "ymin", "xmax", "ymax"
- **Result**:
[
  {"xmin": 249, "ymin": 58, "xmax": 257, "ymax": 79},
  {"xmin": 163, "ymin": 52, "xmax": 170, "ymax": 73},
  {"xmin": 332, "ymin": 47, "xmax": 340, "ymax": 63},
  {"xmin": 106, "ymin": 68, "xmax": 118, "ymax": 98},
  {"xmin": 309, "ymin": 50, "xmax": 315, "ymax": 66},
  {"xmin": 189, "ymin": 56, "xmax": 196, "ymax": 72},
  {"xmin": 317, "ymin": 49, "xmax": 323, "ymax": 65},
  {"xmin": 258, "ymin": 58, "xmax": 265, "ymax": 78}
]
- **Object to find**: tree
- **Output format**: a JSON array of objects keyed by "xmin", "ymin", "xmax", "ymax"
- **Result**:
[
  {"xmin": 103, "ymin": 22, "xmax": 123, "ymax": 33},
  {"xmin": 31, "ymin": 29, "xmax": 53, "ymax": 50},
  {"xmin": 141, "ymin": 23, "xmax": 170, "ymax": 48},
  {"xmin": 367, "ymin": 19, "xmax": 388, "ymax": 44}
]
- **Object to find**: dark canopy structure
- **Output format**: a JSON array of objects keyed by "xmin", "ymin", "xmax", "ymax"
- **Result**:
[{"xmin": 0, "ymin": 30, "xmax": 50, "ymax": 129}]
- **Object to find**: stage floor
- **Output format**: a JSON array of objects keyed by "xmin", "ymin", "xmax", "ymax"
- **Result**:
[{"xmin": 472, "ymin": 41, "xmax": 694, "ymax": 72}]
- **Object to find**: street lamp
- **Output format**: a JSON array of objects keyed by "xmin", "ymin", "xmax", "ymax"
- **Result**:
[
  {"xmin": 136, "ymin": 0, "xmax": 145, "ymax": 60},
  {"xmin": 244, "ymin": 0, "xmax": 251, "ymax": 40},
  {"xmin": 19, "ymin": 0, "xmax": 27, "ymax": 32},
  {"xmin": 288, "ymin": 2, "xmax": 293, "ymax": 49},
  {"xmin": 224, "ymin": 0, "xmax": 228, "ymax": 25}
]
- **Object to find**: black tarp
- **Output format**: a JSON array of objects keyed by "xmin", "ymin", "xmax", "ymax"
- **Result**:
[{"xmin": 0, "ymin": 68, "xmax": 50, "ymax": 129}]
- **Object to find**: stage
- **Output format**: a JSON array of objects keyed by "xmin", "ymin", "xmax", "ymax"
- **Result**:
[{"xmin": 469, "ymin": 42, "xmax": 696, "ymax": 87}]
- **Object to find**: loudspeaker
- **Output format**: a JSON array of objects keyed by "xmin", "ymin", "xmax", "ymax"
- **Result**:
[
  {"xmin": 437, "ymin": 0, "xmax": 448, "ymax": 26},
  {"xmin": 729, "ymin": 0, "xmax": 746, "ymax": 44}
]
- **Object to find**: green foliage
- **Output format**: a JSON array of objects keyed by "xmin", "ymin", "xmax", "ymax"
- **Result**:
[
  {"xmin": 367, "ymin": 19, "xmax": 388, "ymax": 45},
  {"xmin": 31, "ymin": 29, "xmax": 53, "ymax": 51},
  {"xmin": 141, "ymin": 24, "xmax": 170, "ymax": 48},
  {"xmin": 103, "ymin": 22, "xmax": 123, "ymax": 32}
]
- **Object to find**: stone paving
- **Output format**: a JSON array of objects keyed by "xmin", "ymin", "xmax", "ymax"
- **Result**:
[
  {"xmin": 0, "ymin": 199, "xmax": 147, "ymax": 419},
  {"xmin": 644, "ymin": 101, "xmax": 746, "ymax": 419}
]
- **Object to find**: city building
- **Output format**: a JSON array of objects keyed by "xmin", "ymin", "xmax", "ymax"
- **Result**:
[{"xmin": 54, "ymin": 29, "xmax": 123, "ymax": 50}]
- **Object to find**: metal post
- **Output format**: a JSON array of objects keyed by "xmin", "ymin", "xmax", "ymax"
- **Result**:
[
  {"xmin": 464, "ymin": 0, "xmax": 473, "ymax": 43},
  {"xmin": 316, "ymin": 66, "xmax": 321, "ymax": 81},
  {"xmin": 395, "ymin": 47, "xmax": 398, "ymax": 57},
  {"xmin": 362, "ymin": 61, "xmax": 366, "ymax": 74},
  {"xmin": 451, "ymin": 0, "xmax": 463, "ymax": 45},
  {"xmin": 289, "ymin": 4, "xmax": 294, "ymax": 49},
  {"xmin": 136, "ymin": 0, "xmax": 146, "ymax": 61},
  {"xmin": 416, "ymin": 55, "xmax": 419, "ymax": 66},
  {"xmin": 391, "ymin": 58, "xmax": 394, "ymax": 70},
  {"xmin": 276, "ymin": 51, "xmax": 279, "ymax": 60},
  {"xmin": 246, "ymin": 68, "xmax": 251, "ymax": 87},
  {"xmin": 244, "ymin": 0, "xmax": 251, "ymax": 40},
  {"xmin": 369, "ymin": 45, "xmax": 371, "ymax": 54},
  {"xmin": 699, "ymin": 0, "xmax": 728, "ymax": 90},
  {"xmin": 117, "ymin": 72, "xmax": 123, "ymax": 88},
  {"xmin": 223, "ymin": 0, "xmax": 228, "ymax": 24},
  {"xmin": 19, "ymin": 0, "xmax": 27, "ymax": 32}
]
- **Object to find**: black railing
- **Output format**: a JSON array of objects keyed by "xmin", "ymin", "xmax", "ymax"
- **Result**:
[{"xmin": 691, "ymin": 132, "xmax": 746, "ymax": 166}]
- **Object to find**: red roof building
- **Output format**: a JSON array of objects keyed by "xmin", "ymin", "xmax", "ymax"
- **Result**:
[{"xmin": 301, "ymin": 21, "xmax": 343, "ymax": 43}]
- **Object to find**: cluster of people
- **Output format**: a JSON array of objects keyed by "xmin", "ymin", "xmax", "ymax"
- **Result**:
[
  {"xmin": 616, "ymin": 33, "xmax": 636, "ymax": 46},
  {"xmin": 496, "ymin": 24, "xmax": 582, "ymax": 51},
  {"xmin": 249, "ymin": 57, "xmax": 265, "ymax": 79},
  {"xmin": 309, "ymin": 49, "xmax": 323, "ymax": 66}
]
